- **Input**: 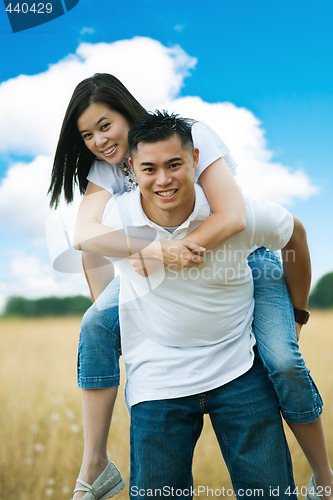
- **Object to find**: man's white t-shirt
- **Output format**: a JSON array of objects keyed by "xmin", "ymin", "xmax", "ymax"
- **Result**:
[{"xmin": 102, "ymin": 186, "xmax": 294, "ymax": 411}]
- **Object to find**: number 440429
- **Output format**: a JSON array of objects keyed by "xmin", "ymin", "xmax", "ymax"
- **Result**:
[{"xmin": 5, "ymin": 3, "xmax": 53, "ymax": 14}]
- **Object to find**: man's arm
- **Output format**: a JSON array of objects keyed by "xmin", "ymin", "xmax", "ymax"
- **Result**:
[{"xmin": 281, "ymin": 216, "xmax": 311, "ymax": 339}]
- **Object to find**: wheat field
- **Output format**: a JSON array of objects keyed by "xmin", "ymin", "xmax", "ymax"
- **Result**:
[{"xmin": 0, "ymin": 312, "xmax": 332, "ymax": 499}]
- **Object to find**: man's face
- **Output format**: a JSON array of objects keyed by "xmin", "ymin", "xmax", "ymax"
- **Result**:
[{"xmin": 129, "ymin": 134, "xmax": 199, "ymax": 226}]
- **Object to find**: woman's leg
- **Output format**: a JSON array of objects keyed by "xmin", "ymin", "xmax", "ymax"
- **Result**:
[
  {"xmin": 289, "ymin": 418, "xmax": 332, "ymax": 495},
  {"xmin": 248, "ymin": 248, "xmax": 332, "ymax": 498},
  {"xmin": 73, "ymin": 388, "xmax": 119, "ymax": 499},
  {"xmin": 74, "ymin": 276, "xmax": 122, "ymax": 499}
]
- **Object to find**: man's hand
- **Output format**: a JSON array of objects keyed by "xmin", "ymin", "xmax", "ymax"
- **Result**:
[{"xmin": 295, "ymin": 322, "xmax": 302, "ymax": 342}]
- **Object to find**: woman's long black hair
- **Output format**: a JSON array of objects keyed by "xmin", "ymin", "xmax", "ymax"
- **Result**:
[{"xmin": 48, "ymin": 73, "xmax": 148, "ymax": 208}]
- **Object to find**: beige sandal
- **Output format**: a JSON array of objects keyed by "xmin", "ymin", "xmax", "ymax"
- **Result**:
[{"xmin": 72, "ymin": 460, "xmax": 125, "ymax": 499}]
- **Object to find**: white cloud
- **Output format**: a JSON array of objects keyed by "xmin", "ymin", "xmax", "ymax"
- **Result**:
[
  {"xmin": 167, "ymin": 96, "xmax": 319, "ymax": 204},
  {"xmin": 80, "ymin": 27, "xmax": 95, "ymax": 35},
  {"xmin": 0, "ymin": 251, "xmax": 88, "ymax": 306},
  {"xmin": 0, "ymin": 154, "xmax": 84, "ymax": 303},
  {"xmin": 0, "ymin": 155, "xmax": 52, "ymax": 239},
  {"xmin": 0, "ymin": 37, "xmax": 196, "ymax": 156},
  {"xmin": 0, "ymin": 37, "xmax": 320, "ymax": 299},
  {"xmin": 0, "ymin": 36, "xmax": 318, "ymax": 209}
]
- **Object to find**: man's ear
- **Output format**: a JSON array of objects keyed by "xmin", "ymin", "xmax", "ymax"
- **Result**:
[
  {"xmin": 128, "ymin": 157, "xmax": 137, "ymax": 177},
  {"xmin": 193, "ymin": 147, "xmax": 199, "ymax": 172}
]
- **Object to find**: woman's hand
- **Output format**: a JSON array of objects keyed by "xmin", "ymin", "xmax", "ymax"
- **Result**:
[
  {"xmin": 127, "ymin": 254, "xmax": 162, "ymax": 277},
  {"xmin": 161, "ymin": 239, "xmax": 206, "ymax": 269},
  {"xmin": 128, "ymin": 239, "xmax": 206, "ymax": 277}
]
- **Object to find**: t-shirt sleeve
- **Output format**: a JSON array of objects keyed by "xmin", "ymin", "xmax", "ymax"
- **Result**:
[
  {"xmin": 246, "ymin": 196, "xmax": 294, "ymax": 251},
  {"xmin": 191, "ymin": 121, "xmax": 238, "ymax": 181},
  {"xmin": 86, "ymin": 159, "xmax": 126, "ymax": 195}
]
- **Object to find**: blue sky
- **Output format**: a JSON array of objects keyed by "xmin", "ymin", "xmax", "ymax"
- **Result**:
[{"xmin": 0, "ymin": 0, "xmax": 332, "ymax": 303}]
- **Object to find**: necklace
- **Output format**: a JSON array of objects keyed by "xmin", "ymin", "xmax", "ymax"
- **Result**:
[{"xmin": 122, "ymin": 159, "xmax": 138, "ymax": 189}]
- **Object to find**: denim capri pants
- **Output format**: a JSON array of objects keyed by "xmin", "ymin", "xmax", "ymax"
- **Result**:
[{"xmin": 78, "ymin": 275, "xmax": 121, "ymax": 389}]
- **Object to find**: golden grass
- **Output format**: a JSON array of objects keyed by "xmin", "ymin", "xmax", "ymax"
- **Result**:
[{"xmin": 0, "ymin": 312, "xmax": 332, "ymax": 499}]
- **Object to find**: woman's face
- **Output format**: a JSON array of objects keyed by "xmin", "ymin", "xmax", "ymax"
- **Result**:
[{"xmin": 77, "ymin": 103, "xmax": 131, "ymax": 164}]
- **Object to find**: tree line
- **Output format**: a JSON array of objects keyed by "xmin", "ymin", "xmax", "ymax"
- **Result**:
[
  {"xmin": 1, "ymin": 271, "xmax": 332, "ymax": 317},
  {"xmin": 308, "ymin": 272, "xmax": 333, "ymax": 309},
  {"xmin": 1, "ymin": 295, "xmax": 92, "ymax": 317}
]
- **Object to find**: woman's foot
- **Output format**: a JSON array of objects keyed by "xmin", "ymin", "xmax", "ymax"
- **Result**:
[
  {"xmin": 72, "ymin": 458, "xmax": 108, "ymax": 499},
  {"xmin": 72, "ymin": 458, "xmax": 124, "ymax": 499},
  {"xmin": 310, "ymin": 470, "xmax": 333, "ymax": 500}
]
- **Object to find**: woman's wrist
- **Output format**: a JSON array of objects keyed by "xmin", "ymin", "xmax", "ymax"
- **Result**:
[{"xmin": 141, "ymin": 240, "xmax": 165, "ymax": 261}]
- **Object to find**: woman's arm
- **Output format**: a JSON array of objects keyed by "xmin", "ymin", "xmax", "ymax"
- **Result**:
[
  {"xmin": 81, "ymin": 252, "xmax": 115, "ymax": 302},
  {"xmin": 74, "ymin": 181, "xmax": 204, "ymax": 263},
  {"xmin": 184, "ymin": 157, "xmax": 246, "ymax": 250},
  {"xmin": 128, "ymin": 157, "xmax": 246, "ymax": 276}
]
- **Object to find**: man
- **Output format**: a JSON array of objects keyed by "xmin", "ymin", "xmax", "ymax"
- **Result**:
[{"xmin": 102, "ymin": 111, "xmax": 304, "ymax": 499}]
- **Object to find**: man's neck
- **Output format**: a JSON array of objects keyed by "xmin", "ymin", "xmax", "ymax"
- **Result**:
[{"xmin": 140, "ymin": 195, "xmax": 195, "ymax": 228}]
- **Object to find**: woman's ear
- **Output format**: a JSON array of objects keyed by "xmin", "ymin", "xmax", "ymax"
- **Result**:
[{"xmin": 193, "ymin": 147, "xmax": 199, "ymax": 172}]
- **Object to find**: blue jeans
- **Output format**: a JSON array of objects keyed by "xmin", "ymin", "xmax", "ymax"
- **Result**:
[
  {"xmin": 130, "ymin": 354, "xmax": 297, "ymax": 500},
  {"xmin": 247, "ymin": 248, "xmax": 322, "ymax": 423}
]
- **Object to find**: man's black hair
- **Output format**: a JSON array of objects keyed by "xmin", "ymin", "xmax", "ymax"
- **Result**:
[{"xmin": 128, "ymin": 110, "xmax": 194, "ymax": 156}]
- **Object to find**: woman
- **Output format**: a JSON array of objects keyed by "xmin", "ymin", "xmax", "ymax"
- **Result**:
[{"xmin": 49, "ymin": 74, "xmax": 332, "ymax": 500}]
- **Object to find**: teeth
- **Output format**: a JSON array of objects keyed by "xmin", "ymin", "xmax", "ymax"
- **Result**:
[
  {"xmin": 157, "ymin": 190, "xmax": 177, "ymax": 197},
  {"xmin": 103, "ymin": 145, "xmax": 117, "ymax": 155}
]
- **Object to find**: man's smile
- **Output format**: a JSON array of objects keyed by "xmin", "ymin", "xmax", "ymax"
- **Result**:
[{"xmin": 155, "ymin": 189, "xmax": 178, "ymax": 199}]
